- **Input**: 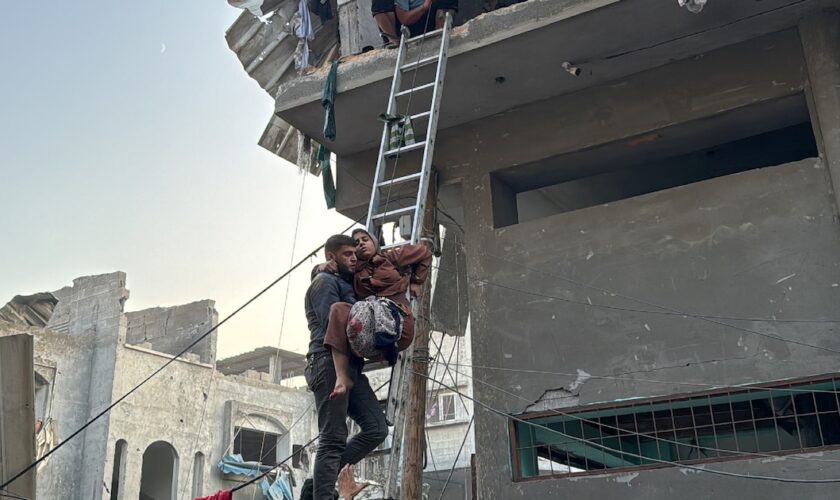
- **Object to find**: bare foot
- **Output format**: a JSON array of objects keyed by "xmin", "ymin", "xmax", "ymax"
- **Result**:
[
  {"xmin": 329, "ymin": 376, "xmax": 353, "ymax": 400},
  {"xmin": 338, "ymin": 465, "xmax": 369, "ymax": 499}
]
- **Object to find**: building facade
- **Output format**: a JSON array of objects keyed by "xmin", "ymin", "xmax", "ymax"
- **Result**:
[
  {"xmin": 0, "ymin": 272, "xmax": 316, "ymax": 500},
  {"xmin": 226, "ymin": 0, "xmax": 840, "ymax": 498}
]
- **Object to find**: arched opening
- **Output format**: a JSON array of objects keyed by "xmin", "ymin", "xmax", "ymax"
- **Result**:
[
  {"xmin": 233, "ymin": 414, "xmax": 290, "ymax": 466},
  {"xmin": 109, "ymin": 439, "xmax": 128, "ymax": 500},
  {"xmin": 140, "ymin": 441, "xmax": 178, "ymax": 500},
  {"xmin": 191, "ymin": 452, "xmax": 205, "ymax": 498}
]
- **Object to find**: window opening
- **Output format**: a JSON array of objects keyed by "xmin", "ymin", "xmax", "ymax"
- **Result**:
[
  {"xmin": 191, "ymin": 452, "xmax": 205, "ymax": 498},
  {"xmin": 234, "ymin": 427, "xmax": 279, "ymax": 466},
  {"xmin": 511, "ymin": 375, "xmax": 840, "ymax": 480},
  {"xmin": 109, "ymin": 439, "xmax": 127, "ymax": 500},
  {"xmin": 140, "ymin": 441, "xmax": 178, "ymax": 499},
  {"xmin": 429, "ymin": 393, "xmax": 457, "ymax": 423},
  {"xmin": 491, "ymin": 95, "xmax": 818, "ymax": 227}
]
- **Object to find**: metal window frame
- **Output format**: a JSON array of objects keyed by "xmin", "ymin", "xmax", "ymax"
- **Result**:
[{"xmin": 509, "ymin": 373, "xmax": 840, "ymax": 483}]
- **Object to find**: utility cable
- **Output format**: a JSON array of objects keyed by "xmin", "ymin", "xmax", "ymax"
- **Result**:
[
  {"xmin": 178, "ymin": 367, "xmax": 218, "ymax": 500},
  {"xmin": 0, "ymin": 217, "xmax": 363, "ymax": 491},
  {"xmin": 444, "ymin": 361, "xmax": 840, "ymax": 396},
  {"xmin": 437, "ymin": 416, "xmax": 473, "ymax": 500},
  {"xmin": 431, "ymin": 262, "xmax": 840, "ymax": 356},
  {"xmin": 0, "ymin": 491, "xmax": 30, "ymax": 500},
  {"xmin": 231, "ymin": 377, "xmax": 392, "ymax": 493},
  {"xmin": 448, "ymin": 365, "xmax": 840, "ymax": 466},
  {"xmin": 483, "ymin": 252, "xmax": 840, "ymax": 324},
  {"xmin": 379, "ymin": 5, "xmax": 439, "ymax": 244},
  {"xmin": 231, "ymin": 436, "xmax": 319, "ymax": 493},
  {"xmin": 250, "ymin": 172, "xmax": 308, "ymax": 500},
  {"xmin": 416, "ymin": 371, "xmax": 840, "ymax": 484}
]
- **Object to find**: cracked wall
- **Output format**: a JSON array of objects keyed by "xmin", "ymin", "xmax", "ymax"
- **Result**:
[{"xmin": 452, "ymin": 13, "xmax": 840, "ymax": 500}]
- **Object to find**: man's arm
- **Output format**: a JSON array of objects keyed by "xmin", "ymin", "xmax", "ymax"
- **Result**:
[
  {"xmin": 395, "ymin": 0, "xmax": 432, "ymax": 26},
  {"xmin": 310, "ymin": 274, "xmax": 341, "ymax": 330}
]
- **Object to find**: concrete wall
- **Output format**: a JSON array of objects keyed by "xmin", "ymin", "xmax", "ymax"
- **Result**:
[
  {"xmin": 104, "ymin": 346, "xmax": 314, "ymax": 500},
  {"xmin": 462, "ymin": 155, "xmax": 840, "ymax": 498},
  {"xmin": 335, "ymin": 27, "xmax": 811, "ymax": 218},
  {"xmin": 0, "ymin": 272, "xmax": 316, "ymax": 500},
  {"xmin": 125, "ymin": 300, "xmax": 218, "ymax": 364},
  {"xmin": 430, "ymin": 13, "xmax": 840, "ymax": 499}
]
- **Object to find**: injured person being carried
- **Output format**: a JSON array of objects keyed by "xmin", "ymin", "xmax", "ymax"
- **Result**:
[{"xmin": 314, "ymin": 228, "xmax": 433, "ymax": 400}]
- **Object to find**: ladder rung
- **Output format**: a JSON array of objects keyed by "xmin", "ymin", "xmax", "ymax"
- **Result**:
[
  {"xmin": 410, "ymin": 111, "xmax": 432, "ymax": 121},
  {"xmin": 378, "ymin": 172, "xmax": 422, "ymax": 188},
  {"xmin": 401, "ymin": 56, "xmax": 438, "ymax": 72},
  {"xmin": 372, "ymin": 206, "xmax": 415, "ymax": 221},
  {"xmin": 395, "ymin": 82, "xmax": 435, "ymax": 98},
  {"xmin": 381, "ymin": 240, "xmax": 411, "ymax": 251},
  {"xmin": 384, "ymin": 140, "xmax": 426, "ymax": 158},
  {"xmin": 407, "ymin": 28, "xmax": 443, "ymax": 44}
]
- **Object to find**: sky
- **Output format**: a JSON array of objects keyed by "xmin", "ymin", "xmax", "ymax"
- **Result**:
[{"xmin": 0, "ymin": 1, "xmax": 350, "ymax": 358}]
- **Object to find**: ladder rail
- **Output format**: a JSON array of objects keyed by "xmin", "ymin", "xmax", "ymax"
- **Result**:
[
  {"xmin": 383, "ymin": 345, "xmax": 412, "ymax": 498},
  {"xmin": 410, "ymin": 13, "xmax": 452, "ymax": 245},
  {"xmin": 365, "ymin": 27, "xmax": 411, "ymax": 235}
]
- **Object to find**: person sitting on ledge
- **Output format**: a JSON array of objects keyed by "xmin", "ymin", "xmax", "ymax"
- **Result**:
[{"xmin": 371, "ymin": 0, "xmax": 458, "ymax": 48}]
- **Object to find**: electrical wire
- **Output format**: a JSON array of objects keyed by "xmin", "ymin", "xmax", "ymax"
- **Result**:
[
  {"xmin": 437, "ymin": 416, "xmax": 473, "ymax": 500},
  {"xmin": 483, "ymin": 252, "xmax": 840, "ymax": 324},
  {"xmin": 415, "ymin": 371, "xmax": 840, "ymax": 484},
  {"xmin": 231, "ymin": 436, "xmax": 320, "ymax": 493},
  {"xmin": 448, "ymin": 365, "xmax": 840, "ymax": 466},
  {"xmin": 0, "ymin": 217, "xmax": 364, "ymax": 491},
  {"xmin": 431, "ymin": 262, "xmax": 840, "ymax": 356},
  {"xmin": 249, "ymin": 172, "xmax": 308, "ymax": 500},
  {"xmin": 443, "ymin": 361, "xmax": 840, "ymax": 396}
]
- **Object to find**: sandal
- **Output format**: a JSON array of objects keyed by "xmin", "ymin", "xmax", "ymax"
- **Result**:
[{"xmin": 379, "ymin": 32, "xmax": 400, "ymax": 49}]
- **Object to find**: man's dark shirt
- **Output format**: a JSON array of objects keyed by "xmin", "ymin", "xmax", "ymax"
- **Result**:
[{"xmin": 305, "ymin": 271, "xmax": 356, "ymax": 356}]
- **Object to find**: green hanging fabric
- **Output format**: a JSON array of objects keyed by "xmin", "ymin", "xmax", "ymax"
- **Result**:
[
  {"xmin": 322, "ymin": 60, "xmax": 339, "ymax": 141},
  {"xmin": 318, "ymin": 144, "xmax": 336, "ymax": 209},
  {"xmin": 378, "ymin": 113, "xmax": 416, "ymax": 151}
]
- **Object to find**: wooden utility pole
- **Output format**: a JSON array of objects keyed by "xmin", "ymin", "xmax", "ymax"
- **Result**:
[{"xmin": 400, "ymin": 172, "xmax": 437, "ymax": 499}]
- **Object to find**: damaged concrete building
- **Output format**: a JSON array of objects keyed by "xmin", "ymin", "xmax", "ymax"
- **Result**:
[
  {"xmin": 226, "ymin": 0, "xmax": 840, "ymax": 497},
  {"xmin": 0, "ymin": 272, "xmax": 316, "ymax": 499}
]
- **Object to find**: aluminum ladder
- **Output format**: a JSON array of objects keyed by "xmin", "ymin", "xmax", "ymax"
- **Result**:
[{"xmin": 366, "ymin": 12, "xmax": 453, "ymax": 499}]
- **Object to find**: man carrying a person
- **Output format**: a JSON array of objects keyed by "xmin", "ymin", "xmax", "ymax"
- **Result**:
[{"xmin": 303, "ymin": 234, "xmax": 388, "ymax": 500}]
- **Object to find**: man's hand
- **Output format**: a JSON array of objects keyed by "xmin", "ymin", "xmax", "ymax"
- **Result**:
[
  {"xmin": 337, "ymin": 464, "xmax": 369, "ymax": 500},
  {"xmin": 409, "ymin": 282, "xmax": 424, "ymax": 298},
  {"xmin": 321, "ymin": 260, "xmax": 338, "ymax": 274}
]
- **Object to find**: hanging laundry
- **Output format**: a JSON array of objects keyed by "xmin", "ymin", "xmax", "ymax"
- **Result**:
[
  {"xmin": 378, "ymin": 113, "xmax": 416, "ymax": 151},
  {"xmin": 194, "ymin": 490, "xmax": 232, "ymax": 500},
  {"xmin": 36, "ymin": 418, "xmax": 57, "ymax": 472},
  {"xmin": 294, "ymin": 0, "xmax": 315, "ymax": 69},
  {"xmin": 318, "ymin": 144, "xmax": 336, "ymax": 209},
  {"xmin": 217, "ymin": 454, "xmax": 275, "ymax": 477},
  {"xmin": 259, "ymin": 475, "xmax": 294, "ymax": 500},
  {"xmin": 322, "ymin": 60, "xmax": 340, "ymax": 141}
]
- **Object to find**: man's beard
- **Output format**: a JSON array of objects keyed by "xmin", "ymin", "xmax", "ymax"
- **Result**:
[{"xmin": 337, "ymin": 263, "xmax": 355, "ymax": 276}]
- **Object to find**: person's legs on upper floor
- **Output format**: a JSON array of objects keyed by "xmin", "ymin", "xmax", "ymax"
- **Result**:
[{"xmin": 371, "ymin": 0, "xmax": 400, "ymax": 47}]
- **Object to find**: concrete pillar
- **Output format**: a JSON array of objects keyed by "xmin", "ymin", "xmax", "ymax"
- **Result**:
[
  {"xmin": 0, "ymin": 334, "xmax": 36, "ymax": 499},
  {"xmin": 801, "ymin": 10, "xmax": 840, "ymax": 213},
  {"xmin": 269, "ymin": 353, "xmax": 283, "ymax": 384}
]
